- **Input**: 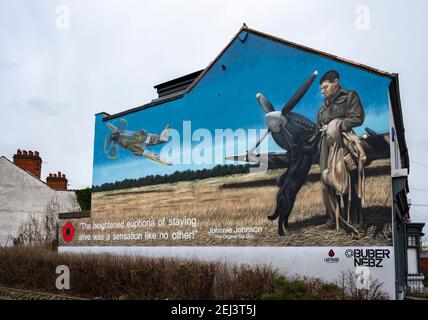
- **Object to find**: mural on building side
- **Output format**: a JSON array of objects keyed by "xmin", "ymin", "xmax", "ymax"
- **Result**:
[{"xmin": 59, "ymin": 30, "xmax": 393, "ymax": 248}]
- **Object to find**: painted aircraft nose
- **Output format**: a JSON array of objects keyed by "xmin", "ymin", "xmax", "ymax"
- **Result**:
[{"xmin": 265, "ymin": 111, "xmax": 284, "ymax": 133}]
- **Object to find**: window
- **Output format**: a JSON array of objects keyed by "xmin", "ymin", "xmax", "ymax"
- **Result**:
[{"xmin": 408, "ymin": 235, "xmax": 417, "ymax": 247}]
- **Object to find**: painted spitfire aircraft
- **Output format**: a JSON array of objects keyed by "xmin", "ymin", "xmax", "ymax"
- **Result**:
[
  {"xmin": 225, "ymin": 71, "xmax": 390, "ymax": 169},
  {"xmin": 104, "ymin": 119, "xmax": 172, "ymax": 166}
]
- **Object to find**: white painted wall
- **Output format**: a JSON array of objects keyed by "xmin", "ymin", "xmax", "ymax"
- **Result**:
[
  {"xmin": 60, "ymin": 246, "xmax": 397, "ymax": 299},
  {"xmin": 407, "ymin": 248, "xmax": 418, "ymax": 274},
  {"xmin": 0, "ymin": 157, "xmax": 80, "ymax": 245},
  {"xmin": 389, "ymin": 95, "xmax": 402, "ymax": 172}
]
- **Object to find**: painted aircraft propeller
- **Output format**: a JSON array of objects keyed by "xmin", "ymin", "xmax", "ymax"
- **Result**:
[{"xmin": 247, "ymin": 70, "xmax": 318, "ymax": 153}]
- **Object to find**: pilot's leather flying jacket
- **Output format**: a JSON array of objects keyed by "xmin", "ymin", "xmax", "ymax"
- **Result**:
[{"xmin": 315, "ymin": 87, "xmax": 365, "ymax": 173}]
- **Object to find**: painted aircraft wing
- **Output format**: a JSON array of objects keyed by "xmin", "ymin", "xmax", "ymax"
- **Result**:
[
  {"xmin": 226, "ymin": 129, "xmax": 390, "ymax": 169},
  {"xmin": 225, "ymin": 151, "xmax": 294, "ymax": 169},
  {"xmin": 360, "ymin": 129, "xmax": 390, "ymax": 165},
  {"xmin": 142, "ymin": 149, "xmax": 172, "ymax": 166}
]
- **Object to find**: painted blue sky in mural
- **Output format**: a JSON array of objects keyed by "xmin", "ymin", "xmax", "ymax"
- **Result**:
[{"xmin": 92, "ymin": 31, "xmax": 391, "ymax": 186}]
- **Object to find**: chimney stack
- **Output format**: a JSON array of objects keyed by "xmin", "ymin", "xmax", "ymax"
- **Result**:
[
  {"xmin": 13, "ymin": 149, "xmax": 42, "ymax": 179},
  {"xmin": 46, "ymin": 171, "xmax": 68, "ymax": 190}
]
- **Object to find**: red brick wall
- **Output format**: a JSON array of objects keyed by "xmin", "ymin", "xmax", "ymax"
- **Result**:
[
  {"xmin": 46, "ymin": 176, "xmax": 68, "ymax": 190},
  {"xmin": 421, "ymin": 256, "xmax": 428, "ymax": 286},
  {"xmin": 422, "ymin": 258, "xmax": 428, "ymax": 276}
]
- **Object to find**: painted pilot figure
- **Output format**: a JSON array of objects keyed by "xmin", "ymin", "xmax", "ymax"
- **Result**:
[{"xmin": 315, "ymin": 70, "xmax": 366, "ymax": 229}]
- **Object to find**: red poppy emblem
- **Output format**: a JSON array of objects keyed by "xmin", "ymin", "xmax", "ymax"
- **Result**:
[{"xmin": 62, "ymin": 222, "xmax": 75, "ymax": 242}]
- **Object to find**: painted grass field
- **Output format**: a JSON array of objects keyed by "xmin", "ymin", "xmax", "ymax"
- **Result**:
[{"xmin": 87, "ymin": 160, "xmax": 392, "ymax": 247}]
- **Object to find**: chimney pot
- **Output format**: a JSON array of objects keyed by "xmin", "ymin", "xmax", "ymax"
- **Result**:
[
  {"xmin": 17, "ymin": 149, "xmax": 22, "ymax": 155},
  {"xmin": 23, "ymin": 150, "xmax": 28, "ymax": 155},
  {"xmin": 46, "ymin": 171, "xmax": 68, "ymax": 190},
  {"xmin": 35, "ymin": 151, "xmax": 39, "ymax": 157},
  {"xmin": 29, "ymin": 151, "xmax": 34, "ymax": 156}
]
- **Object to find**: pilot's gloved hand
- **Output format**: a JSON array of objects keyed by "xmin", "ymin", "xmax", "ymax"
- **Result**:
[{"xmin": 320, "ymin": 125, "xmax": 328, "ymax": 133}]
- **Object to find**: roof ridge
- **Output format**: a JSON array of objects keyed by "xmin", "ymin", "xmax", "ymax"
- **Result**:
[
  {"xmin": 100, "ymin": 24, "xmax": 395, "ymax": 120},
  {"xmin": 245, "ymin": 26, "xmax": 394, "ymax": 77}
]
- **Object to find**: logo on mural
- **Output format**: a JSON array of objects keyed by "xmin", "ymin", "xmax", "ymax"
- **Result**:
[
  {"xmin": 324, "ymin": 249, "xmax": 340, "ymax": 264},
  {"xmin": 345, "ymin": 249, "xmax": 391, "ymax": 268}
]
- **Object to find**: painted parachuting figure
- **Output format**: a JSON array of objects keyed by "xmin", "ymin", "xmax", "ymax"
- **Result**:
[{"xmin": 104, "ymin": 119, "xmax": 171, "ymax": 166}]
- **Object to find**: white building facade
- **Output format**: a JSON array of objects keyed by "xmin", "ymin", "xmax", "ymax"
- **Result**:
[{"xmin": 0, "ymin": 153, "xmax": 80, "ymax": 245}]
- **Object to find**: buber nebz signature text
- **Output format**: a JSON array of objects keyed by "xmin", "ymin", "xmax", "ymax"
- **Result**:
[
  {"xmin": 171, "ymin": 304, "xmax": 256, "ymax": 317},
  {"xmin": 345, "ymin": 249, "xmax": 391, "ymax": 267}
]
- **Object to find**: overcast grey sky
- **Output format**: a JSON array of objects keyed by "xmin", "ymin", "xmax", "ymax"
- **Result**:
[{"xmin": 0, "ymin": 0, "xmax": 427, "ymax": 240}]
